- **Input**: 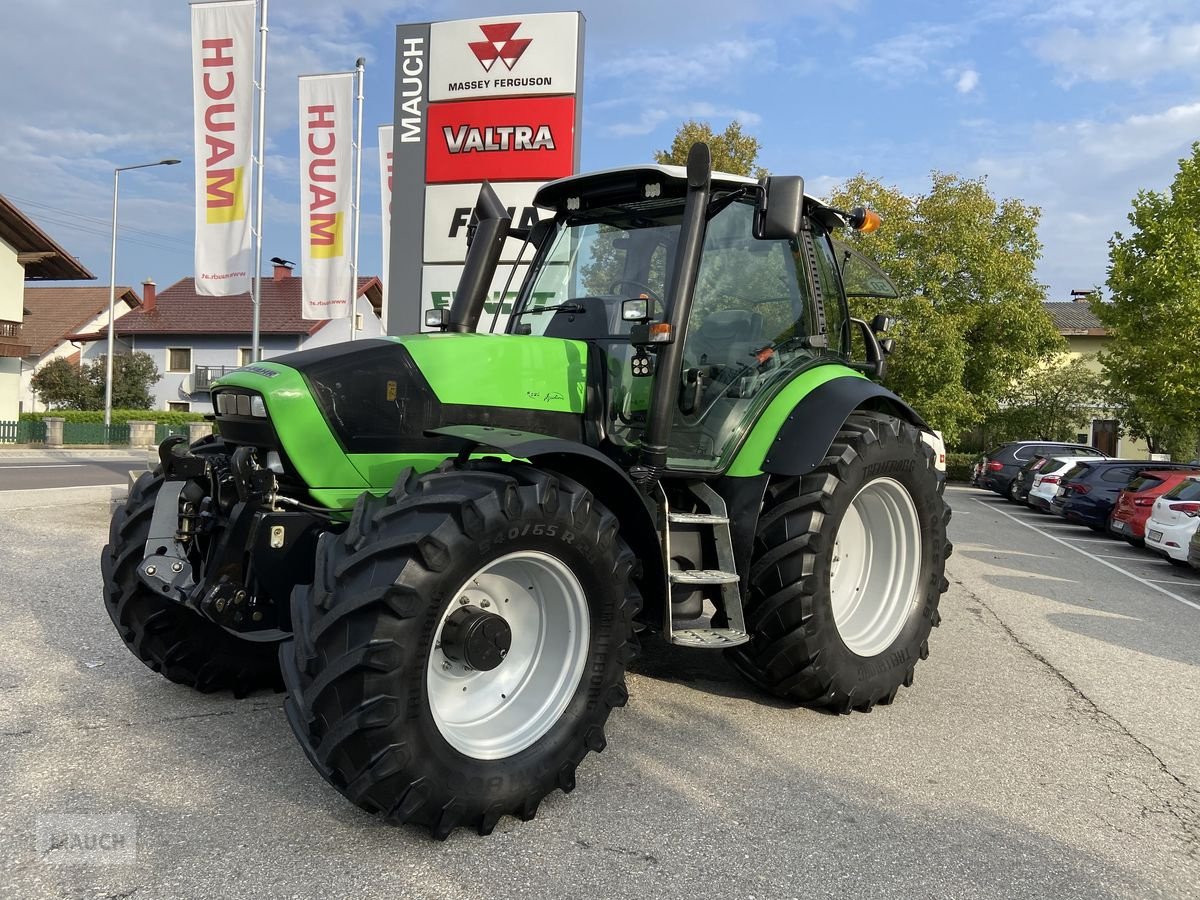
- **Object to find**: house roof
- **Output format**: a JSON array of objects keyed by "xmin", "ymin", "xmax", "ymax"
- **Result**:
[
  {"xmin": 1043, "ymin": 301, "xmax": 1108, "ymax": 335},
  {"xmin": 21, "ymin": 285, "xmax": 141, "ymax": 357},
  {"xmin": 90, "ymin": 275, "xmax": 383, "ymax": 337},
  {"xmin": 0, "ymin": 194, "xmax": 95, "ymax": 281}
]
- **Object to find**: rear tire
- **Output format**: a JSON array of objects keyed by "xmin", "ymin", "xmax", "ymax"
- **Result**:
[
  {"xmin": 101, "ymin": 445, "xmax": 283, "ymax": 696},
  {"xmin": 729, "ymin": 413, "xmax": 950, "ymax": 712},
  {"xmin": 280, "ymin": 462, "xmax": 640, "ymax": 838}
]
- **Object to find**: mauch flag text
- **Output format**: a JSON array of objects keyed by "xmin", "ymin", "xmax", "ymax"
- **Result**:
[
  {"xmin": 191, "ymin": 0, "xmax": 255, "ymax": 296},
  {"xmin": 299, "ymin": 73, "xmax": 354, "ymax": 319}
]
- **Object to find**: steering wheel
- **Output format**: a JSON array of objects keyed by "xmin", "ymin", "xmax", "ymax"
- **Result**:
[{"xmin": 609, "ymin": 279, "xmax": 662, "ymax": 304}]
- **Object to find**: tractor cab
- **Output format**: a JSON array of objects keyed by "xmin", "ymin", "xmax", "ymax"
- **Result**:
[{"xmin": 501, "ymin": 163, "xmax": 892, "ymax": 474}]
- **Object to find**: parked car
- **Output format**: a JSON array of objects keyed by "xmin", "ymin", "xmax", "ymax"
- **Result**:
[
  {"xmin": 921, "ymin": 430, "xmax": 946, "ymax": 493},
  {"xmin": 1189, "ymin": 521, "xmax": 1200, "ymax": 571},
  {"xmin": 1010, "ymin": 451, "xmax": 1107, "ymax": 504},
  {"xmin": 980, "ymin": 441, "xmax": 1106, "ymax": 497},
  {"xmin": 1144, "ymin": 476, "xmax": 1200, "ymax": 566},
  {"xmin": 1027, "ymin": 456, "xmax": 1092, "ymax": 512},
  {"xmin": 1108, "ymin": 469, "xmax": 1200, "ymax": 544},
  {"xmin": 1052, "ymin": 460, "xmax": 1200, "ymax": 530}
]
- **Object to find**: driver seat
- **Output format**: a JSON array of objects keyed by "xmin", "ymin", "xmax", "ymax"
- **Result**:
[{"xmin": 687, "ymin": 309, "xmax": 765, "ymax": 370}]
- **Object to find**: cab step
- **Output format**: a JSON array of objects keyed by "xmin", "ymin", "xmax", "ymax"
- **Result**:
[
  {"xmin": 669, "ymin": 569, "xmax": 739, "ymax": 585},
  {"xmin": 659, "ymin": 482, "xmax": 748, "ymax": 649},
  {"xmin": 667, "ymin": 512, "xmax": 729, "ymax": 525},
  {"xmin": 670, "ymin": 627, "xmax": 749, "ymax": 648}
]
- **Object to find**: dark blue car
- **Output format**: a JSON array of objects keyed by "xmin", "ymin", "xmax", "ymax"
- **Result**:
[{"xmin": 1050, "ymin": 460, "xmax": 1200, "ymax": 529}]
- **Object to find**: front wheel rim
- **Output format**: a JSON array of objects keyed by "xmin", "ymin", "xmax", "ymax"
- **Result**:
[
  {"xmin": 427, "ymin": 550, "xmax": 590, "ymax": 760},
  {"xmin": 828, "ymin": 477, "xmax": 923, "ymax": 657}
]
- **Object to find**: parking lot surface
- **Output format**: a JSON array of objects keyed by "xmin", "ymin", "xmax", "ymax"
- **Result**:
[{"xmin": 1, "ymin": 490, "xmax": 1198, "ymax": 899}]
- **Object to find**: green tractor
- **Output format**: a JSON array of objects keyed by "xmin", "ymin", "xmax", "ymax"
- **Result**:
[{"xmin": 102, "ymin": 143, "xmax": 949, "ymax": 838}]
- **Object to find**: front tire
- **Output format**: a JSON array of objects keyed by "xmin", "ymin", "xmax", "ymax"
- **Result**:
[
  {"xmin": 280, "ymin": 462, "xmax": 640, "ymax": 838},
  {"xmin": 729, "ymin": 412, "xmax": 950, "ymax": 712},
  {"xmin": 101, "ymin": 449, "xmax": 283, "ymax": 696}
]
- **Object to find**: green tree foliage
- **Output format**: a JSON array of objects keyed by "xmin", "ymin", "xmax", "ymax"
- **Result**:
[
  {"xmin": 826, "ymin": 173, "xmax": 1062, "ymax": 444},
  {"xmin": 1093, "ymin": 142, "xmax": 1200, "ymax": 457},
  {"xmin": 655, "ymin": 120, "xmax": 767, "ymax": 179},
  {"xmin": 989, "ymin": 355, "xmax": 1102, "ymax": 442},
  {"xmin": 31, "ymin": 351, "xmax": 161, "ymax": 411}
]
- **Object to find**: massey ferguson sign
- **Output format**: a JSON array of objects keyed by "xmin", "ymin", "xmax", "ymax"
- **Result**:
[{"xmin": 388, "ymin": 12, "xmax": 584, "ymax": 334}]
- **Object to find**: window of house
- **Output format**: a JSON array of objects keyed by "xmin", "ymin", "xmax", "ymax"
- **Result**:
[
  {"xmin": 167, "ymin": 347, "xmax": 192, "ymax": 373},
  {"xmin": 167, "ymin": 401, "xmax": 190, "ymax": 412},
  {"xmin": 238, "ymin": 347, "xmax": 254, "ymax": 367}
]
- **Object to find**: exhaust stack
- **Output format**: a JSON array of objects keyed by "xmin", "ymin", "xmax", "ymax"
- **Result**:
[{"xmin": 448, "ymin": 181, "xmax": 511, "ymax": 334}]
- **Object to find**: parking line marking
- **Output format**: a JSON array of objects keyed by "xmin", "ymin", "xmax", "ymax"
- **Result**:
[
  {"xmin": 1143, "ymin": 579, "xmax": 1200, "ymax": 587},
  {"xmin": 973, "ymin": 499, "xmax": 1200, "ymax": 612}
]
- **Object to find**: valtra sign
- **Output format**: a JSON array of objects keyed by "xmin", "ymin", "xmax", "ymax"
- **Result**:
[
  {"xmin": 426, "ymin": 96, "xmax": 576, "ymax": 183},
  {"xmin": 389, "ymin": 11, "xmax": 584, "ymax": 335}
]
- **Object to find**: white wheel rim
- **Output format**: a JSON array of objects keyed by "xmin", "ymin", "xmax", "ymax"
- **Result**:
[
  {"xmin": 829, "ymin": 477, "xmax": 923, "ymax": 657},
  {"xmin": 427, "ymin": 550, "xmax": 590, "ymax": 760}
]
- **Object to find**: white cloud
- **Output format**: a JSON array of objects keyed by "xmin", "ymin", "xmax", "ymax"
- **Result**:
[
  {"xmin": 1032, "ymin": 22, "xmax": 1200, "ymax": 84},
  {"xmin": 601, "ymin": 103, "xmax": 762, "ymax": 138},
  {"xmin": 869, "ymin": 24, "xmax": 970, "ymax": 77},
  {"xmin": 595, "ymin": 38, "xmax": 775, "ymax": 93},
  {"xmin": 956, "ymin": 68, "xmax": 980, "ymax": 94}
]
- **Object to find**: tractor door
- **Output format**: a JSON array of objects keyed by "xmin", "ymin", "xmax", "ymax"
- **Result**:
[{"xmin": 665, "ymin": 201, "xmax": 849, "ymax": 471}]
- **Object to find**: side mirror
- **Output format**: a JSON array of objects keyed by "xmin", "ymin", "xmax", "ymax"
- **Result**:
[
  {"xmin": 424, "ymin": 308, "xmax": 448, "ymax": 331},
  {"xmin": 879, "ymin": 337, "xmax": 895, "ymax": 355},
  {"xmin": 849, "ymin": 317, "xmax": 887, "ymax": 380},
  {"xmin": 870, "ymin": 313, "xmax": 896, "ymax": 333},
  {"xmin": 753, "ymin": 176, "xmax": 805, "ymax": 240},
  {"xmin": 622, "ymin": 298, "xmax": 650, "ymax": 321}
]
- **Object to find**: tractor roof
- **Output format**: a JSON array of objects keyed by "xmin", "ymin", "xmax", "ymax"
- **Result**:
[{"xmin": 533, "ymin": 164, "xmax": 830, "ymax": 215}]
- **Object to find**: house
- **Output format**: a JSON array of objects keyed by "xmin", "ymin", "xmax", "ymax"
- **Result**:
[
  {"xmin": 71, "ymin": 261, "xmax": 384, "ymax": 413},
  {"xmin": 0, "ymin": 194, "xmax": 95, "ymax": 419},
  {"xmin": 19, "ymin": 284, "xmax": 142, "ymax": 413},
  {"xmin": 1042, "ymin": 296, "xmax": 1148, "ymax": 457}
]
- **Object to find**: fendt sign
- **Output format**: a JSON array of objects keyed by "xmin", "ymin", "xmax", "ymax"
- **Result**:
[{"xmin": 388, "ymin": 12, "xmax": 584, "ymax": 334}]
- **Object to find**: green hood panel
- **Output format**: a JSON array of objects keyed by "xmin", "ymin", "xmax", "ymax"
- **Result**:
[
  {"xmin": 212, "ymin": 362, "xmax": 370, "ymax": 491},
  {"xmin": 399, "ymin": 333, "xmax": 587, "ymax": 414}
]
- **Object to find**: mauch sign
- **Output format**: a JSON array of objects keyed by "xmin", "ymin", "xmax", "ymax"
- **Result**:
[{"xmin": 388, "ymin": 11, "xmax": 584, "ymax": 335}]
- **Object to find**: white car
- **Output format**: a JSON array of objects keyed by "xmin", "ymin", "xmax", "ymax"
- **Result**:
[
  {"xmin": 1144, "ymin": 476, "xmax": 1200, "ymax": 564},
  {"xmin": 921, "ymin": 430, "xmax": 946, "ymax": 493},
  {"xmin": 1026, "ymin": 456, "xmax": 1088, "ymax": 512}
]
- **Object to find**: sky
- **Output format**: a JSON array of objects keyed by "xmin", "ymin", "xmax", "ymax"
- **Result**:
[{"xmin": 4, "ymin": 0, "xmax": 1200, "ymax": 302}]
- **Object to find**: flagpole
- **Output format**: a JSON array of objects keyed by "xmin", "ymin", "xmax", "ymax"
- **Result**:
[
  {"xmin": 251, "ymin": 0, "xmax": 269, "ymax": 360},
  {"xmin": 349, "ymin": 57, "xmax": 365, "ymax": 341}
]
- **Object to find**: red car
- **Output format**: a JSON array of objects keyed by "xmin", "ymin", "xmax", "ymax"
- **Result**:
[{"xmin": 1108, "ymin": 469, "xmax": 1200, "ymax": 544}]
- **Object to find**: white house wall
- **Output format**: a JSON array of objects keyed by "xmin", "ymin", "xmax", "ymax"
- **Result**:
[
  {"xmin": 0, "ymin": 237, "xmax": 25, "ymax": 420},
  {"xmin": 19, "ymin": 301, "xmax": 137, "ymax": 413}
]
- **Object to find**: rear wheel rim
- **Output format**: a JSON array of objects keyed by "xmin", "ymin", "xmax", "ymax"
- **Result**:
[
  {"xmin": 829, "ymin": 477, "xmax": 923, "ymax": 657},
  {"xmin": 427, "ymin": 551, "xmax": 590, "ymax": 760}
]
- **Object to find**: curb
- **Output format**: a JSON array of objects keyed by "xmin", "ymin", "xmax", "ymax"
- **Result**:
[
  {"xmin": 0, "ymin": 449, "xmax": 155, "ymax": 460},
  {"xmin": 0, "ymin": 483, "xmax": 129, "ymax": 511}
]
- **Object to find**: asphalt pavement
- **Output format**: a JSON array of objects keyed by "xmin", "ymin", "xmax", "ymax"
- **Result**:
[
  {"xmin": 0, "ymin": 451, "xmax": 152, "ymax": 493},
  {"xmin": 0, "ymin": 488, "xmax": 1197, "ymax": 899}
]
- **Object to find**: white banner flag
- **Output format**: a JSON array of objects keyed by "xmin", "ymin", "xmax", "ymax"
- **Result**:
[
  {"xmin": 299, "ymin": 73, "xmax": 355, "ymax": 319},
  {"xmin": 191, "ymin": 0, "xmax": 255, "ymax": 296},
  {"xmin": 378, "ymin": 124, "xmax": 393, "ymax": 328}
]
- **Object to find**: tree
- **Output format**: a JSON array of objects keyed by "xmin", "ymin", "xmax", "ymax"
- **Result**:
[
  {"xmin": 825, "ymin": 173, "xmax": 1063, "ymax": 445},
  {"xmin": 990, "ymin": 356, "xmax": 1102, "ymax": 442},
  {"xmin": 655, "ymin": 120, "xmax": 767, "ymax": 179},
  {"xmin": 31, "ymin": 351, "xmax": 160, "ymax": 410},
  {"xmin": 1093, "ymin": 141, "xmax": 1200, "ymax": 457}
]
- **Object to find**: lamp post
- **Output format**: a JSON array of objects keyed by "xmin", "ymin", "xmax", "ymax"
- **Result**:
[{"xmin": 104, "ymin": 159, "xmax": 181, "ymax": 428}]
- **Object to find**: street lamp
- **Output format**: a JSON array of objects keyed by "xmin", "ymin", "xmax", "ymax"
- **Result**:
[{"xmin": 104, "ymin": 158, "xmax": 181, "ymax": 428}]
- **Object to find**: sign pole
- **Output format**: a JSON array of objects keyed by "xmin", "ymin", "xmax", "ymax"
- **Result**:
[
  {"xmin": 250, "ymin": 0, "xmax": 269, "ymax": 359},
  {"xmin": 350, "ymin": 57, "xmax": 365, "ymax": 341}
]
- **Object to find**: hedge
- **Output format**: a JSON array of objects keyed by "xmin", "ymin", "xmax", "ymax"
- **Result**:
[
  {"xmin": 946, "ymin": 451, "xmax": 978, "ymax": 483},
  {"xmin": 20, "ymin": 409, "xmax": 209, "ymax": 426}
]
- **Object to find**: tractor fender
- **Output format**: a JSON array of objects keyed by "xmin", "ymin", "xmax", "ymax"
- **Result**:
[
  {"xmin": 428, "ymin": 426, "xmax": 666, "ymax": 620},
  {"xmin": 750, "ymin": 375, "xmax": 929, "ymax": 477}
]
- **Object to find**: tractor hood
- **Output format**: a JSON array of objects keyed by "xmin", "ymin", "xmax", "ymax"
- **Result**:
[{"xmin": 209, "ymin": 334, "xmax": 589, "ymax": 494}]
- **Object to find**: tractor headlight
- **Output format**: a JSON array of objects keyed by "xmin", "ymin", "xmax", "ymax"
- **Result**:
[
  {"xmin": 216, "ymin": 393, "xmax": 234, "ymax": 414},
  {"xmin": 235, "ymin": 394, "xmax": 252, "ymax": 417},
  {"xmin": 250, "ymin": 395, "xmax": 267, "ymax": 418}
]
